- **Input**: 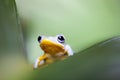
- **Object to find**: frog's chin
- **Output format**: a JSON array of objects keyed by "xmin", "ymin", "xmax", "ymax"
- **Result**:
[{"xmin": 40, "ymin": 39, "xmax": 65, "ymax": 54}]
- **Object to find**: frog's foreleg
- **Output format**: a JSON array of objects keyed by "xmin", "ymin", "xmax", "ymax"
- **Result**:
[
  {"xmin": 34, "ymin": 54, "xmax": 48, "ymax": 68},
  {"xmin": 65, "ymin": 44, "xmax": 74, "ymax": 56}
]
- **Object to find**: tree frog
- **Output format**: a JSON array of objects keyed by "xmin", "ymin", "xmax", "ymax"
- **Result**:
[{"xmin": 34, "ymin": 34, "xmax": 73, "ymax": 68}]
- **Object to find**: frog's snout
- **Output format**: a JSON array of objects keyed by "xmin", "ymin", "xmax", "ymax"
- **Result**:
[{"xmin": 40, "ymin": 39, "xmax": 65, "ymax": 53}]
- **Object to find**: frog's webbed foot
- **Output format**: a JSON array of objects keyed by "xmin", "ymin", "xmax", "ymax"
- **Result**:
[
  {"xmin": 34, "ymin": 53, "xmax": 55, "ymax": 69},
  {"xmin": 34, "ymin": 58, "xmax": 45, "ymax": 69},
  {"xmin": 34, "ymin": 54, "xmax": 48, "ymax": 69}
]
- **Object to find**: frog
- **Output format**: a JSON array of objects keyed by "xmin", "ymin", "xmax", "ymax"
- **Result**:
[{"xmin": 34, "ymin": 34, "xmax": 73, "ymax": 68}]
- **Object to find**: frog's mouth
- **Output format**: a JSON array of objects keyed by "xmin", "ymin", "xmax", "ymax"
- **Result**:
[{"xmin": 40, "ymin": 39, "xmax": 65, "ymax": 54}]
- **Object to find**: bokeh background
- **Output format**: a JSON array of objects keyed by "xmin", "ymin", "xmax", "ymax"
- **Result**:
[
  {"xmin": 15, "ymin": 0, "xmax": 120, "ymax": 63},
  {"xmin": 0, "ymin": 0, "xmax": 120, "ymax": 80}
]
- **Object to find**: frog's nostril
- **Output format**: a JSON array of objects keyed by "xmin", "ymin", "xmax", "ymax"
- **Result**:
[{"xmin": 38, "ymin": 36, "xmax": 42, "ymax": 42}]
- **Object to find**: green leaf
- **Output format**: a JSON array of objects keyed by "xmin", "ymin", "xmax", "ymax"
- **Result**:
[{"xmin": 27, "ymin": 36, "xmax": 120, "ymax": 80}]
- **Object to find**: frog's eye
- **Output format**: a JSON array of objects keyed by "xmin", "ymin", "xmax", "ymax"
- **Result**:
[
  {"xmin": 57, "ymin": 35, "xmax": 65, "ymax": 43},
  {"xmin": 38, "ymin": 36, "xmax": 42, "ymax": 42}
]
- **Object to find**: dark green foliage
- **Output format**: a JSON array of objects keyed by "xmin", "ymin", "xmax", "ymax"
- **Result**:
[{"xmin": 0, "ymin": 0, "xmax": 24, "ymax": 54}]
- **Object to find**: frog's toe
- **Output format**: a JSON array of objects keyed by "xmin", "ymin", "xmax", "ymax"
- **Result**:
[
  {"xmin": 34, "ymin": 59, "xmax": 45, "ymax": 69},
  {"xmin": 34, "ymin": 58, "xmax": 39, "ymax": 68},
  {"xmin": 39, "ymin": 60, "xmax": 45, "ymax": 65}
]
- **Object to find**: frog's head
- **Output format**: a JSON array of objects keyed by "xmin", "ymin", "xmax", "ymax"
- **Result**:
[{"xmin": 38, "ymin": 35, "xmax": 66, "ymax": 54}]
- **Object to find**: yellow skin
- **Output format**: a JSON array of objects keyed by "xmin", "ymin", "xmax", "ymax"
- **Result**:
[{"xmin": 34, "ymin": 35, "xmax": 73, "ymax": 68}]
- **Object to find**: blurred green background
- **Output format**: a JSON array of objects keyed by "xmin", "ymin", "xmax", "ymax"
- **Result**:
[
  {"xmin": 0, "ymin": 0, "xmax": 120, "ymax": 80},
  {"xmin": 15, "ymin": 0, "xmax": 120, "ymax": 63}
]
